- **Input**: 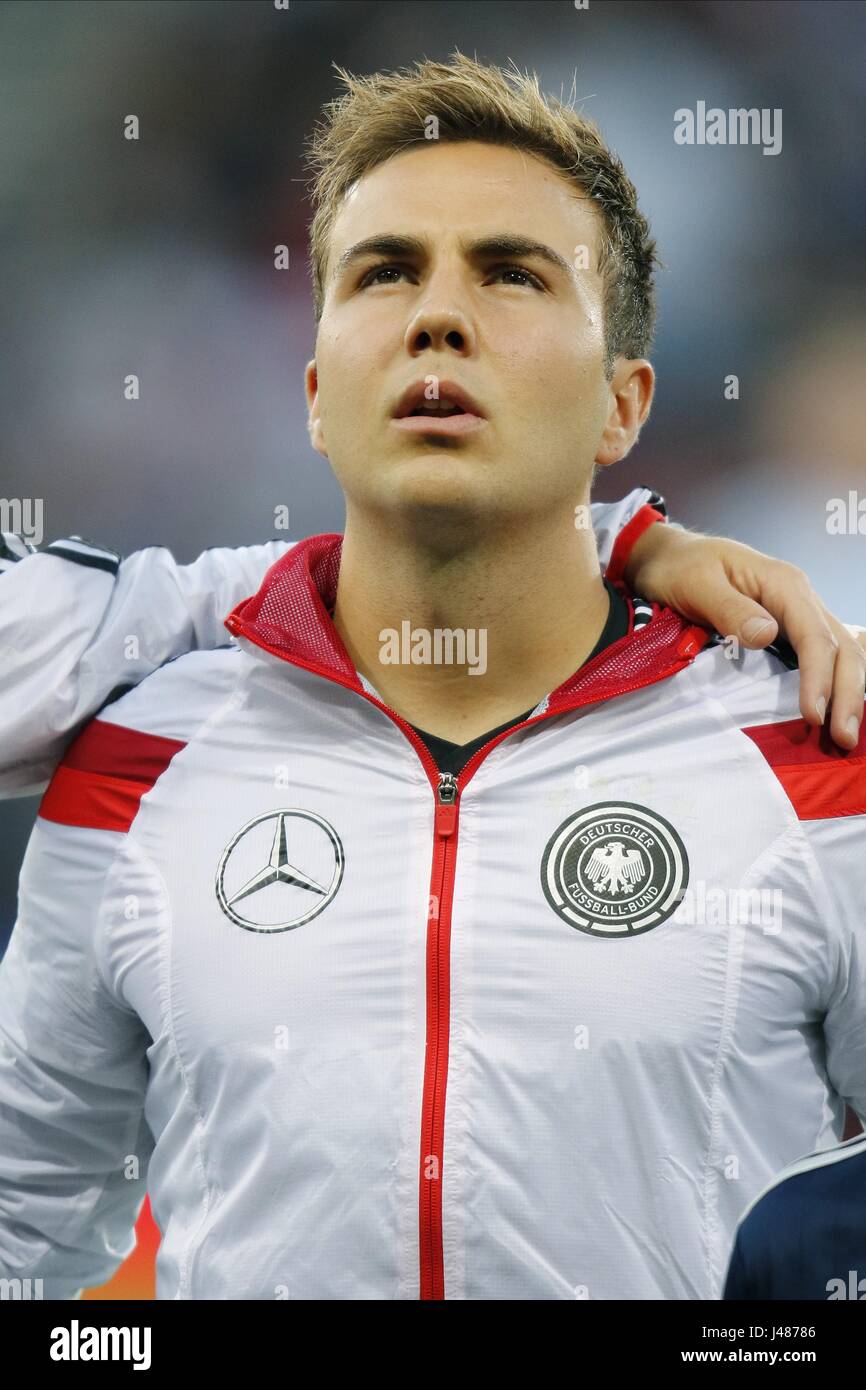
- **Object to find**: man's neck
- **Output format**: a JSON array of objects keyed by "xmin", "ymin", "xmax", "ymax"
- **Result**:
[{"xmin": 330, "ymin": 507, "xmax": 611, "ymax": 744}]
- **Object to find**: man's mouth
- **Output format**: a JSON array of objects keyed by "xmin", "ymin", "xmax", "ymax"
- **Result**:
[
  {"xmin": 391, "ymin": 380, "xmax": 488, "ymax": 436},
  {"xmin": 393, "ymin": 379, "xmax": 485, "ymax": 418},
  {"xmin": 391, "ymin": 410, "xmax": 486, "ymax": 436},
  {"xmin": 407, "ymin": 401, "xmax": 467, "ymax": 417}
]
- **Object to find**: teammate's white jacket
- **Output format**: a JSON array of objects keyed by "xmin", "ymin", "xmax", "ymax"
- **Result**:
[
  {"xmin": 0, "ymin": 489, "xmax": 659, "ymax": 799},
  {"xmin": 1, "ymin": 529, "xmax": 865, "ymax": 1300}
]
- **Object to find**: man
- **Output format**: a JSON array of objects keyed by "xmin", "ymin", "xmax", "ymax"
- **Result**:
[{"xmin": 0, "ymin": 52, "xmax": 864, "ymax": 1301}]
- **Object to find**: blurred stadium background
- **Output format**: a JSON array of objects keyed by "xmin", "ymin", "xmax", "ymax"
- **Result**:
[{"xmin": 0, "ymin": 0, "xmax": 864, "ymax": 1298}]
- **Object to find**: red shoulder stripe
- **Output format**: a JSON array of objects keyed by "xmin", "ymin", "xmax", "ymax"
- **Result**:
[
  {"xmin": 39, "ymin": 720, "xmax": 186, "ymax": 831},
  {"xmin": 742, "ymin": 715, "xmax": 866, "ymax": 820}
]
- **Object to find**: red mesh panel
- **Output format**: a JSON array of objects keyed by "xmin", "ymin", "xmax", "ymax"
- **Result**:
[
  {"xmin": 547, "ymin": 605, "xmax": 710, "ymax": 710},
  {"xmin": 226, "ymin": 533, "xmax": 711, "ymax": 705},
  {"xmin": 226, "ymin": 533, "xmax": 360, "ymax": 684}
]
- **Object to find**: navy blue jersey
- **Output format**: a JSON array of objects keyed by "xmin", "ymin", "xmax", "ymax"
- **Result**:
[{"xmin": 724, "ymin": 1133, "xmax": 866, "ymax": 1300}]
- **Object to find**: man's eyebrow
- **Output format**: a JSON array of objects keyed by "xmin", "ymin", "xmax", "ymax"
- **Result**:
[{"xmin": 333, "ymin": 233, "xmax": 578, "ymax": 285}]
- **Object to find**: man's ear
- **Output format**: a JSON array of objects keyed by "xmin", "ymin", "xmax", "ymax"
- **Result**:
[
  {"xmin": 595, "ymin": 358, "xmax": 655, "ymax": 468},
  {"xmin": 304, "ymin": 358, "xmax": 328, "ymax": 459}
]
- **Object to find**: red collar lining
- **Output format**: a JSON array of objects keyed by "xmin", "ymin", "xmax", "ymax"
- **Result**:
[{"xmin": 224, "ymin": 532, "xmax": 710, "ymax": 706}]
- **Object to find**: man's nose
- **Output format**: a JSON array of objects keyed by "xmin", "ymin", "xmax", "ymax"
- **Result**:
[{"xmin": 403, "ymin": 270, "xmax": 476, "ymax": 355}]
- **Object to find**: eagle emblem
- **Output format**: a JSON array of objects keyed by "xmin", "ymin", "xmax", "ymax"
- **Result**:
[
  {"xmin": 540, "ymin": 802, "xmax": 689, "ymax": 937},
  {"xmin": 584, "ymin": 842, "xmax": 646, "ymax": 896}
]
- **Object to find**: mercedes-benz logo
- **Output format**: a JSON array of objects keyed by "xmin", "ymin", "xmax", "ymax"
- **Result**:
[{"xmin": 215, "ymin": 809, "xmax": 344, "ymax": 933}]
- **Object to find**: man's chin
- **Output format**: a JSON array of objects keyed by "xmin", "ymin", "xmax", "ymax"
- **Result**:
[
  {"xmin": 386, "ymin": 456, "xmax": 491, "ymax": 507},
  {"xmin": 380, "ymin": 482, "xmax": 499, "ymax": 551}
]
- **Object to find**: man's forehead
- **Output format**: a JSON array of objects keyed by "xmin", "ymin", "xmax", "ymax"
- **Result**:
[{"xmin": 330, "ymin": 141, "xmax": 601, "ymax": 257}]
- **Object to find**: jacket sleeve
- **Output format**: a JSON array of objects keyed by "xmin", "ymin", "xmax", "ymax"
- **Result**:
[
  {"xmin": 804, "ymin": 800, "xmax": 866, "ymax": 1126},
  {"xmin": 0, "ymin": 489, "xmax": 664, "ymax": 798},
  {"xmin": 592, "ymin": 486, "xmax": 665, "ymax": 579},
  {"xmin": 0, "ymin": 816, "xmax": 153, "ymax": 1300},
  {"xmin": 0, "ymin": 534, "xmax": 290, "ymax": 798}
]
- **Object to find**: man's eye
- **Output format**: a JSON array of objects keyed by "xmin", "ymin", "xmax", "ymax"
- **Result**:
[
  {"xmin": 488, "ymin": 264, "xmax": 545, "ymax": 290},
  {"xmin": 360, "ymin": 263, "xmax": 410, "ymax": 287},
  {"xmin": 358, "ymin": 262, "xmax": 545, "ymax": 290}
]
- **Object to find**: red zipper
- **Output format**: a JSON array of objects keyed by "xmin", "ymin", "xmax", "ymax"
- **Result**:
[
  {"xmin": 225, "ymin": 606, "xmax": 710, "ymax": 1299},
  {"xmin": 419, "ymin": 772, "xmax": 458, "ymax": 1300}
]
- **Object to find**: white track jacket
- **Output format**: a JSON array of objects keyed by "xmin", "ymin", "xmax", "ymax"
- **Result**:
[{"xmin": 0, "ymin": 510, "xmax": 865, "ymax": 1300}]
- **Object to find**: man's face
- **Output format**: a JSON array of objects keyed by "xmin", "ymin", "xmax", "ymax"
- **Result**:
[{"xmin": 306, "ymin": 140, "xmax": 638, "ymax": 533}]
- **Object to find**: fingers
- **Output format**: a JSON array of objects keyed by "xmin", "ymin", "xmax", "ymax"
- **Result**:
[
  {"xmin": 734, "ymin": 607, "xmax": 779, "ymax": 648},
  {"xmin": 658, "ymin": 552, "xmax": 782, "ymax": 646},
  {"xmin": 763, "ymin": 586, "xmax": 839, "ymax": 728},
  {"xmin": 761, "ymin": 575, "xmax": 865, "ymax": 744},
  {"xmin": 623, "ymin": 530, "xmax": 866, "ymax": 750},
  {"xmin": 723, "ymin": 558, "xmax": 829, "ymax": 727},
  {"xmin": 681, "ymin": 585, "xmax": 781, "ymax": 649},
  {"xmin": 825, "ymin": 618, "xmax": 866, "ymax": 749},
  {"xmin": 688, "ymin": 568, "xmax": 780, "ymax": 648},
  {"xmin": 687, "ymin": 565, "xmax": 864, "ymax": 749},
  {"xmin": 793, "ymin": 625, "xmax": 840, "ymax": 730}
]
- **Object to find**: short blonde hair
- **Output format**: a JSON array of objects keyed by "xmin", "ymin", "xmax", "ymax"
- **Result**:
[{"xmin": 303, "ymin": 49, "xmax": 659, "ymax": 370}]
